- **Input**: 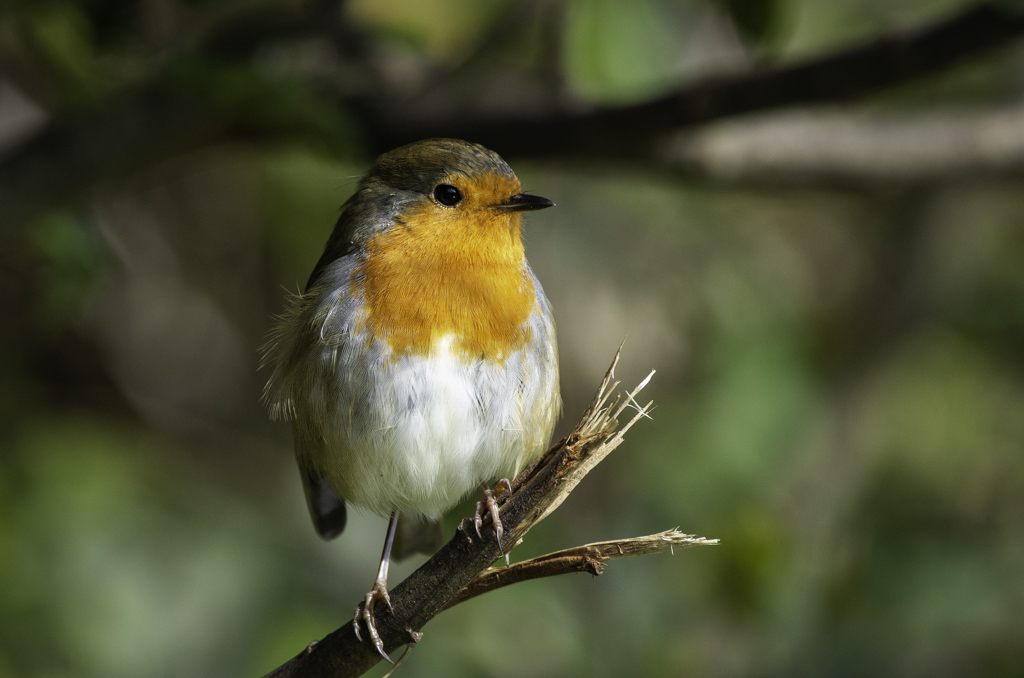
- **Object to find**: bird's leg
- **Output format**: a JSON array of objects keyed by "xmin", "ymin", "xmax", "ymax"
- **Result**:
[
  {"xmin": 353, "ymin": 511, "xmax": 398, "ymax": 663},
  {"xmin": 473, "ymin": 478, "xmax": 513, "ymax": 566}
]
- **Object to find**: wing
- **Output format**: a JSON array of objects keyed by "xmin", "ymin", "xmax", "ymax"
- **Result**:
[
  {"xmin": 261, "ymin": 266, "xmax": 361, "ymax": 537},
  {"xmin": 260, "ymin": 209, "xmax": 366, "ymax": 537},
  {"xmin": 299, "ymin": 458, "xmax": 348, "ymax": 540}
]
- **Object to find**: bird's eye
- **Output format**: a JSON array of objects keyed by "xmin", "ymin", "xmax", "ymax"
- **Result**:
[{"xmin": 433, "ymin": 184, "xmax": 463, "ymax": 207}]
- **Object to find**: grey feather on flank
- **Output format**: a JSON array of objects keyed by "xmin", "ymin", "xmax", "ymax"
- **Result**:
[
  {"xmin": 258, "ymin": 285, "xmax": 310, "ymax": 421},
  {"xmin": 259, "ymin": 257, "xmax": 363, "ymax": 422}
]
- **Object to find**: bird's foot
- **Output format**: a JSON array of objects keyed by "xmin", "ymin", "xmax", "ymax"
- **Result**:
[
  {"xmin": 474, "ymin": 479, "xmax": 512, "ymax": 566},
  {"xmin": 353, "ymin": 575, "xmax": 394, "ymax": 663}
]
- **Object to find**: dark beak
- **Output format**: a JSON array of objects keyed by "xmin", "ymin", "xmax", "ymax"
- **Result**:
[{"xmin": 495, "ymin": 193, "xmax": 555, "ymax": 212}]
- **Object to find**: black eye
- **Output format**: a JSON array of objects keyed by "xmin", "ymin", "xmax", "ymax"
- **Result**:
[{"xmin": 433, "ymin": 184, "xmax": 462, "ymax": 207}]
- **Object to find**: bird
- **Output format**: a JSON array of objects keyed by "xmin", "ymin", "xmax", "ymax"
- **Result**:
[{"xmin": 260, "ymin": 138, "xmax": 561, "ymax": 660}]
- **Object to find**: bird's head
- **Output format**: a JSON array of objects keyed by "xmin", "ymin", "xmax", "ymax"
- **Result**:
[{"xmin": 348, "ymin": 138, "xmax": 554, "ymax": 245}]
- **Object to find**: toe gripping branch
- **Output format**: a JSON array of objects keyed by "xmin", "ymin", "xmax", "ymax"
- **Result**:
[
  {"xmin": 354, "ymin": 479, "xmax": 514, "ymax": 665},
  {"xmin": 473, "ymin": 479, "xmax": 513, "ymax": 566},
  {"xmin": 353, "ymin": 512, "xmax": 399, "ymax": 663}
]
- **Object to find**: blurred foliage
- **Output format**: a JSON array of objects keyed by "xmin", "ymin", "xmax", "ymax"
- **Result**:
[
  {"xmin": 2, "ymin": 0, "xmax": 1024, "ymax": 677},
  {"xmin": 563, "ymin": 0, "xmax": 694, "ymax": 103},
  {"xmin": 348, "ymin": 0, "xmax": 509, "ymax": 61},
  {"xmin": 714, "ymin": 0, "xmax": 791, "ymax": 51}
]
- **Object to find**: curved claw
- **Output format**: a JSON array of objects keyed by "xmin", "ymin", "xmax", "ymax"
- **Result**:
[
  {"xmin": 352, "ymin": 605, "xmax": 363, "ymax": 642},
  {"xmin": 487, "ymin": 489, "xmax": 507, "ymax": 567},
  {"xmin": 473, "ymin": 501, "xmax": 484, "ymax": 539},
  {"xmin": 353, "ymin": 580, "xmax": 394, "ymax": 663},
  {"xmin": 473, "ymin": 480, "xmax": 513, "ymax": 567}
]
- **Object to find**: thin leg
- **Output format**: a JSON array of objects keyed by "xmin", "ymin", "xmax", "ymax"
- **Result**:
[{"xmin": 353, "ymin": 512, "xmax": 399, "ymax": 662}]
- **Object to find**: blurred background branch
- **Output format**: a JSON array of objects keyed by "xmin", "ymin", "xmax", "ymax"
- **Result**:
[
  {"xmin": 664, "ymin": 102, "xmax": 1024, "ymax": 184},
  {"xmin": 391, "ymin": 3, "xmax": 1024, "ymax": 154},
  {"xmin": 3, "ymin": 2, "xmax": 1024, "ymax": 232}
]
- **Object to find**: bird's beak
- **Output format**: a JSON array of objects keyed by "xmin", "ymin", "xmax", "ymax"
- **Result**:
[{"xmin": 494, "ymin": 193, "xmax": 555, "ymax": 212}]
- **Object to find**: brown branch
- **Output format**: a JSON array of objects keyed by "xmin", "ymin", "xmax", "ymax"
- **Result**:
[
  {"xmin": 442, "ymin": 530, "xmax": 719, "ymax": 610},
  {"xmin": 259, "ymin": 349, "xmax": 688, "ymax": 678},
  {"xmin": 364, "ymin": 3, "xmax": 1024, "ymax": 155},
  {"xmin": 663, "ymin": 103, "xmax": 1024, "ymax": 186}
]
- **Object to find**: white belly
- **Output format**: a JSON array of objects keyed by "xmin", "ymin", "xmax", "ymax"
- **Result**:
[{"xmin": 298, "ymin": 331, "xmax": 559, "ymax": 519}]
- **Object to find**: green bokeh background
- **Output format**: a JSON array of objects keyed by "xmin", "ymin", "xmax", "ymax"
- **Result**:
[{"xmin": 2, "ymin": 1, "xmax": 1024, "ymax": 677}]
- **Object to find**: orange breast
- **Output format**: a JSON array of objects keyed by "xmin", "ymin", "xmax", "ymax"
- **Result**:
[{"xmin": 354, "ymin": 174, "xmax": 536, "ymax": 362}]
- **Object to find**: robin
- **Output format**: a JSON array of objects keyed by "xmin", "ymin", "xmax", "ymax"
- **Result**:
[{"xmin": 261, "ymin": 139, "xmax": 561, "ymax": 659}]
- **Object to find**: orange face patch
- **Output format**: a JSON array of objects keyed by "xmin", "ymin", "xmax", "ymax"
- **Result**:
[{"xmin": 354, "ymin": 172, "xmax": 536, "ymax": 362}]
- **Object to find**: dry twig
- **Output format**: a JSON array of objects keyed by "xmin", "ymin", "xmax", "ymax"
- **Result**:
[{"xmin": 444, "ymin": 530, "xmax": 718, "ymax": 609}]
